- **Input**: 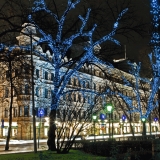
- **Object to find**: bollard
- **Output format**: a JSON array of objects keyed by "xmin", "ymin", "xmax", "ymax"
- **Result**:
[{"xmin": 152, "ymin": 139, "xmax": 160, "ymax": 160}]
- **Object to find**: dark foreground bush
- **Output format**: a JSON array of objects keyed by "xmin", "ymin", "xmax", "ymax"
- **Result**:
[{"xmin": 82, "ymin": 140, "xmax": 152, "ymax": 158}]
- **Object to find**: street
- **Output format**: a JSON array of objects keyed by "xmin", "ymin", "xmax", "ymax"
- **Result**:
[{"xmin": 0, "ymin": 139, "xmax": 48, "ymax": 154}]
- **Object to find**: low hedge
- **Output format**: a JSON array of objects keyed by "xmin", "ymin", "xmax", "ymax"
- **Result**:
[{"xmin": 82, "ymin": 140, "xmax": 152, "ymax": 157}]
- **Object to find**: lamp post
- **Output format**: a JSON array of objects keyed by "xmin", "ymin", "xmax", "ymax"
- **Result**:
[
  {"xmin": 106, "ymin": 103, "xmax": 113, "ymax": 139},
  {"xmin": 37, "ymin": 108, "xmax": 44, "ymax": 148},
  {"xmin": 92, "ymin": 114, "xmax": 97, "ymax": 142},
  {"xmin": 154, "ymin": 117, "xmax": 158, "ymax": 136},
  {"xmin": 100, "ymin": 113, "xmax": 106, "ymax": 139},
  {"xmin": 122, "ymin": 115, "xmax": 126, "ymax": 137},
  {"xmin": 141, "ymin": 117, "xmax": 146, "ymax": 136}
]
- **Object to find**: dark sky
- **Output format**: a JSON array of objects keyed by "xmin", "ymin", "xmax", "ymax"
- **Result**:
[
  {"xmin": 122, "ymin": 0, "xmax": 151, "ymax": 61},
  {"xmin": 0, "ymin": 0, "xmax": 152, "ymax": 63}
]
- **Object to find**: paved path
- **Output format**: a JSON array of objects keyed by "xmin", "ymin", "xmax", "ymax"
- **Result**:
[{"xmin": 0, "ymin": 139, "xmax": 48, "ymax": 154}]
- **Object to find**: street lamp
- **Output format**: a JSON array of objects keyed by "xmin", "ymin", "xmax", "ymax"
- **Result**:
[
  {"xmin": 106, "ymin": 103, "xmax": 113, "ymax": 139},
  {"xmin": 154, "ymin": 117, "xmax": 158, "ymax": 136},
  {"xmin": 121, "ymin": 115, "xmax": 127, "ymax": 138},
  {"xmin": 141, "ymin": 117, "xmax": 146, "ymax": 136},
  {"xmin": 92, "ymin": 113, "xmax": 97, "ymax": 142},
  {"xmin": 100, "ymin": 113, "xmax": 106, "ymax": 139},
  {"xmin": 37, "ymin": 108, "xmax": 44, "ymax": 148}
]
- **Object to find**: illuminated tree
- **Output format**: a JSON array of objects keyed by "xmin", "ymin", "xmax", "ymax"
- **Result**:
[
  {"xmin": 105, "ymin": 0, "xmax": 160, "ymax": 121},
  {"xmin": 24, "ymin": 0, "xmax": 128, "ymax": 151}
]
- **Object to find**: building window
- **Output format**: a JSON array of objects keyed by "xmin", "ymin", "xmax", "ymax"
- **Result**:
[
  {"xmin": 68, "ymin": 110, "xmax": 71, "ymax": 121},
  {"xmin": 68, "ymin": 79, "xmax": 72, "ymax": 85},
  {"xmin": 82, "ymin": 81, "xmax": 85, "ymax": 88},
  {"xmin": 93, "ymin": 83, "xmax": 96, "ymax": 90},
  {"xmin": 86, "ymin": 81, "xmax": 89, "ymax": 88},
  {"xmin": 36, "ymin": 87, "xmax": 39, "ymax": 97},
  {"xmin": 4, "ymin": 108, "xmax": 8, "ymax": 118},
  {"xmin": 36, "ymin": 69, "xmax": 39, "ymax": 78},
  {"xmin": 57, "ymin": 109, "xmax": 60, "ymax": 118},
  {"xmin": 24, "ymin": 106, "xmax": 29, "ymax": 117},
  {"xmin": 74, "ymin": 78, "xmax": 76, "ymax": 86},
  {"xmin": 19, "ymin": 106, "xmax": 23, "ymax": 116},
  {"xmin": 73, "ymin": 94, "xmax": 76, "ymax": 102},
  {"xmin": 68, "ymin": 93, "xmax": 72, "ymax": 101},
  {"xmin": 63, "ymin": 109, "xmax": 66, "ymax": 121},
  {"xmin": 51, "ymin": 73, "xmax": 54, "ymax": 81},
  {"xmin": 15, "ymin": 69, "xmax": 19, "ymax": 77},
  {"xmin": 25, "ymin": 84, "xmax": 29, "ymax": 95},
  {"xmin": 63, "ymin": 94, "xmax": 66, "ymax": 100},
  {"xmin": 88, "ymin": 96, "xmax": 91, "ymax": 103},
  {"xmin": 6, "ymin": 70, "xmax": 10, "ymax": 78},
  {"xmin": 78, "ymin": 94, "xmax": 81, "ymax": 102},
  {"xmin": 24, "ymin": 65, "xmax": 30, "ymax": 74},
  {"xmin": 83, "ymin": 111, "xmax": 86, "ymax": 119},
  {"xmin": 13, "ymin": 108, "xmax": 17, "ymax": 117},
  {"xmin": 45, "ymin": 88, "xmax": 48, "ymax": 98},
  {"xmin": 83, "ymin": 96, "xmax": 85, "ymax": 103},
  {"xmin": 45, "ymin": 71, "xmax": 48, "ymax": 80},
  {"xmin": 5, "ymin": 87, "xmax": 9, "ymax": 98}
]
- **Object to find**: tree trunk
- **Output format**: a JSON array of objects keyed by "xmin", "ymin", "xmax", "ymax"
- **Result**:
[
  {"xmin": 47, "ymin": 109, "xmax": 57, "ymax": 151},
  {"xmin": 5, "ymin": 59, "xmax": 13, "ymax": 150}
]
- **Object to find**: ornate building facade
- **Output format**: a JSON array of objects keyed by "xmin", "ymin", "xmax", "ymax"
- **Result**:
[{"xmin": 0, "ymin": 26, "xmax": 159, "ymax": 140}]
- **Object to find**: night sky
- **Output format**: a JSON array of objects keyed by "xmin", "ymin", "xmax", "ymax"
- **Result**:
[
  {"xmin": 0, "ymin": 0, "xmax": 152, "ymax": 68},
  {"xmin": 125, "ymin": 0, "xmax": 151, "ymax": 61}
]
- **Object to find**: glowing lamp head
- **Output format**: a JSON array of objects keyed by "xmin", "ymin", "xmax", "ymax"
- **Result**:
[
  {"xmin": 122, "ymin": 115, "xmax": 126, "ymax": 121},
  {"xmin": 105, "ymin": 103, "xmax": 113, "ymax": 113},
  {"xmin": 141, "ymin": 118, "xmax": 146, "ymax": 122},
  {"xmin": 154, "ymin": 117, "xmax": 158, "ymax": 122},
  {"xmin": 92, "ymin": 114, "xmax": 97, "ymax": 121}
]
